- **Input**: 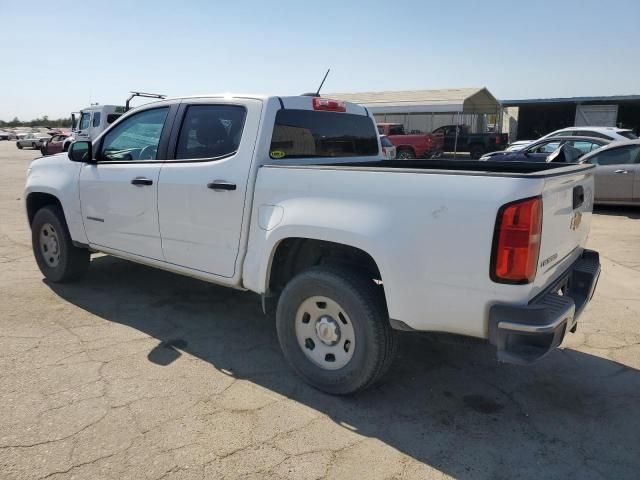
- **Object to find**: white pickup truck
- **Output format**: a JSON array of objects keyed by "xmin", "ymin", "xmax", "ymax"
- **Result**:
[{"xmin": 25, "ymin": 94, "xmax": 601, "ymax": 394}]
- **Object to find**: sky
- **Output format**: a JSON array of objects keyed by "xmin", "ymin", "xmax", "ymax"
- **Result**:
[{"xmin": 1, "ymin": 0, "xmax": 638, "ymax": 120}]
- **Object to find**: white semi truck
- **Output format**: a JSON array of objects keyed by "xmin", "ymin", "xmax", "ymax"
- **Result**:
[{"xmin": 65, "ymin": 92, "xmax": 165, "ymax": 151}]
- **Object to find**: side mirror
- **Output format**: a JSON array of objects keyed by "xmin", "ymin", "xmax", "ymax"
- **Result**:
[{"xmin": 68, "ymin": 141, "xmax": 93, "ymax": 163}]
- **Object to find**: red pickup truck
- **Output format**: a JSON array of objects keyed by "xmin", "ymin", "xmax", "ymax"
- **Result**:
[{"xmin": 377, "ymin": 123, "xmax": 443, "ymax": 159}]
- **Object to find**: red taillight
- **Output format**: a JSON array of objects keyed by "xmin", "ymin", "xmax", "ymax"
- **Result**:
[
  {"xmin": 491, "ymin": 197, "xmax": 542, "ymax": 284},
  {"xmin": 495, "ymin": 134, "xmax": 502, "ymax": 144},
  {"xmin": 312, "ymin": 97, "xmax": 346, "ymax": 112}
]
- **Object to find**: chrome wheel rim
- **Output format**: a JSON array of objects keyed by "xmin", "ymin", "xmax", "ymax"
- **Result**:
[
  {"xmin": 295, "ymin": 296, "xmax": 355, "ymax": 370},
  {"xmin": 39, "ymin": 223, "xmax": 61, "ymax": 267}
]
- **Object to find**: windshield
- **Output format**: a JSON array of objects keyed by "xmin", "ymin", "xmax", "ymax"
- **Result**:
[
  {"xmin": 79, "ymin": 112, "xmax": 91, "ymax": 130},
  {"xmin": 380, "ymin": 136, "xmax": 393, "ymax": 147}
]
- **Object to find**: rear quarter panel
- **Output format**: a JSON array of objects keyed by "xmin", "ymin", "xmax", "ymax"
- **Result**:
[{"xmin": 244, "ymin": 165, "xmax": 547, "ymax": 338}]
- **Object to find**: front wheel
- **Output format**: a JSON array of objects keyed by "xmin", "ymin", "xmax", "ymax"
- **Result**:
[
  {"xmin": 31, "ymin": 142, "xmax": 38, "ymax": 149},
  {"xmin": 31, "ymin": 205, "xmax": 90, "ymax": 283},
  {"xmin": 17, "ymin": 143, "xmax": 23, "ymax": 149},
  {"xmin": 396, "ymin": 149, "xmax": 415, "ymax": 160},
  {"xmin": 276, "ymin": 266, "xmax": 397, "ymax": 395}
]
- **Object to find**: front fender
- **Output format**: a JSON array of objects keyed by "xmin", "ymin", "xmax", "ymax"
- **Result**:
[{"xmin": 25, "ymin": 154, "xmax": 87, "ymax": 244}]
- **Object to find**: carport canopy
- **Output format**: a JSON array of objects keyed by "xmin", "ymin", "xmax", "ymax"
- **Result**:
[{"xmin": 325, "ymin": 87, "xmax": 500, "ymax": 115}]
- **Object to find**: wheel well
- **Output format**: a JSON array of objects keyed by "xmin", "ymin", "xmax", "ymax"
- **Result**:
[
  {"xmin": 268, "ymin": 238, "xmax": 383, "ymax": 294},
  {"xmin": 26, "ymin": 192, "xmax": 62, "ymax": 226}
]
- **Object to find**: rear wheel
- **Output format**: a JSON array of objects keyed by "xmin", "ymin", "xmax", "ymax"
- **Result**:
[
  {"xmin": 276, "ymin": 265, "xmax": 397, "ymax": 395},
  {"xmin": 470, "ymin": 144, "xmax": 484, "ymax": 159},
  {"xmin": 31, "ymin": 142, "xmax": 38, "ymax": 149},
  {"xmin": 17, "ymin": 143, "xmax": 23, "ymax": 149},
  {"xmin": 396, "ymin": 149, "xmax": 415, "ymax": 160},
  {"xmin": 31, "ymin": 205, "xmax": 90, "ymax": 283}
]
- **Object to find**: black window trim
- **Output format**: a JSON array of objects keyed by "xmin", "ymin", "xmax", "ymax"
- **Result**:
[
  {"xmin": 94, "ymin": 104, "xmax": 178, "ymax": 165},
  {"xmin": 163, "ymin": 102, "xmax": 248, "ymax": 164}
]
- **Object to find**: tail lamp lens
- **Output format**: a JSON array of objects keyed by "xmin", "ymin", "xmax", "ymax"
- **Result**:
[{"xmin": 491, "ymin": 197, "xmax": 542, "ymax": 284}]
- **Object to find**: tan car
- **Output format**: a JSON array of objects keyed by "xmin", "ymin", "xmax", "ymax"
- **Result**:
[
  {"xmin": 16, "ymin": 133, "xmax": 51, "ymax": 150},
  {"xmin": 580, "ymin": 139, "xmax": 640, "ymax": 205}
]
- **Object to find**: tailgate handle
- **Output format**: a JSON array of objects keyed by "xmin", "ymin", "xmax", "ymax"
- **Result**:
[{"xmin": 573, "ymin": 185, "xmax": 584, "ymax": 209}]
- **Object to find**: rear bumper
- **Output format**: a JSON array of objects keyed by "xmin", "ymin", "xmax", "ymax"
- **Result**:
[{"xmin": 488, "ymin": 249, "xmax": 600, "ymax": 365}]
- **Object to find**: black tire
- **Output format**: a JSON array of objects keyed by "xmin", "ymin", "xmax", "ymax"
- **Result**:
[
  {"xmin": 17, "ymin": 143, "xmax": 23, "ymax": 149},
  {"xmin": 469, "ymin": 144, "xmax": 484, "ymax": 159},
  {"xmin": 31, "ymin": 205, "xmax": 90, "ymax": 283},
  {"xmin": 31, "ymin": 142, "xmax": 38, "ymax": 149},
  {"xmin": 276, "ymin": 265, "xmax": 397, "ymax": 395},
  {"xmin": 396, "ymin": 149, "xmax": 415, "ymax": 160}
]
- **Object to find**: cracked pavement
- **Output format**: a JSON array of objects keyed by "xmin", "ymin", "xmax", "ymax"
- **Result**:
[{"xmin": 1, "ymin": 142, "xmax": 639, "ymax": 479}]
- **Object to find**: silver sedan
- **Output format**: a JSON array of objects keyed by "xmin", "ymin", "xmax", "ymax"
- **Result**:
[
  {"xmin": 580, "ymin": 139, "xmax": 640, "ymax": 205},
  {"xmin": 16, "ymin": 133, "xmax": 51, "ymax": 150}
]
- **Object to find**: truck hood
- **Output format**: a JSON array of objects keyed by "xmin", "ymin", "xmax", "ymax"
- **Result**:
[{"xmin": 30, "ymin": 152, "xmax": 68, "ymax": 169}]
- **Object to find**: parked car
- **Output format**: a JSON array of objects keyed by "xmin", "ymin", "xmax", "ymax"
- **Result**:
[
  {"xmin": 509, "ymin": 126, "xmax": 638, "ymax": 151},
  {"xmin": 480, "ymin": 136, "xmax": 609, "ymax": 162},
  {"xmin": 25, "ymin": 94, "xmax": 600, "ymax": 394},
  {"xmin": 578, "ymin": 139, "xmax": 640, "ymax": 205},
  {"xmin": 377, "ymin": 123, "xmax": 443, "ymax": 159},
  {"xmin": 16, "ymin": 133, "xmax": 51, "ymax": 150},
  {"xmin": 431, "ymin": 124, "xmax": 508, "ymax": 159},
  {"xmin": 0, "ymin": 130, "xmax": 12, "ymax": 141},
  {"xmin": 505, "ymin": 140, "xmax": 532, "ymax": 152},
  {"xmin": 380, "ymin": 135, "xmax": 396, "ymax": 159},
  {"xmin": 40, "ymin": 134, "xmax": 71, "ymax": 156}
]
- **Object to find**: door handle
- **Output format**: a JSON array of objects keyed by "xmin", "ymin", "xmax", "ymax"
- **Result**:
[
  {"xmin": 131, "ymin": 177, "xmax": 153, "ymax": 186},
  {"xmin": 207, "ymin": 181, "xmax": 236, "ymax": 191},
  {"xmin": 613, "ymin": 169, "xmax": 629, "ymax": 174}
]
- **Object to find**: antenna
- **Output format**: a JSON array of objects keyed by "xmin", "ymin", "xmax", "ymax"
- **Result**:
[
  {"xmin": 302, "ymin": 69, "xmax": 331, "ymax": 97},
  {"xmin": 316, "ymin": 68, "xmax": 330, "ymax": 96}
]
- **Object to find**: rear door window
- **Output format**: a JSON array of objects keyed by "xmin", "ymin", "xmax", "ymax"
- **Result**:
[
  {"xmin": 270, "ymin": 110, "xmax": 379, "ymax": 159},
  {"xmin": 92, "ymin": 112, "xmax": 101, "ymax": 127},
  {"xmin": 175, "ymin": 105, "xmax": 247, "ymax": 160},
  {"xmin": 566, "ymin": 140, "xmax": 602, "ymax": 155}
]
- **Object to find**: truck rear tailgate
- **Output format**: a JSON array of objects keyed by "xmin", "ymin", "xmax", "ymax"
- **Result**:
[{"xmin": 532, "ymin": 168, "xmax": 595, "ymax": 296}]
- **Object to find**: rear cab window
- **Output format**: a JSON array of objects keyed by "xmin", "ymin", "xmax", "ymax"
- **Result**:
[{"xmin": 269, "ymin": 110, "xmax": 379, "ymax": 159}]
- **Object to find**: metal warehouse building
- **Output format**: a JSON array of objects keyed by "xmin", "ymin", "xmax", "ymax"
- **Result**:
[
  {"xmin": 501, "ymin": 95, "xmax": 640, "ymax": 141},
  {"xmin": 327, "ymin": 88, "xmax": 502, "ymax": 134}
]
